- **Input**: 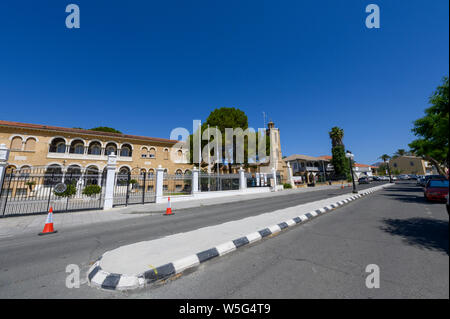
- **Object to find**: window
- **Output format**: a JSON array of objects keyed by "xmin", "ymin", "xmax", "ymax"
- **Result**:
[
  {"xmin": 149, "ymin": 148, "xmax": 156, "ymax": 158},
  {"xmin": 410, "ymin": 161, "xmax": 414, "ymax": 166},
  {"xmin": 164, "ymin": 149, "xmax": 169, "ymax": 160},
  {"xmin": 10, "ymin": 136, "xmax": 23, "ymax": 150},
  {"xmin": 69, "ymin": 140, "xmax": 85, "ymax": 154},
  {"xmin": 49, "ymin": 138, "xmax": 67, "ymax": 153},
  {"xmin": 141, "ymin": 147, "xmax": 148, "ymax": 158},
  {"xmin": 88, "ymin": 142, "xmax": 102, "ymax": 155},
  {"xmin": 24, "ymin": 138, "xmax": 36, "ymax": 151},
  {"xmin": 148, "ymin": 169, "xmax": 154, "ymax": 178},
  {"xmin": 393, "ymin": 163, "xmax": 398, "ymax": 168},
  {"xmin": 120, "ymin": 144, "xmax": 132, "ymax": 157},
  {"xmin": 105, "ymin": 143, "xmax": 117, "ymax": 156}
]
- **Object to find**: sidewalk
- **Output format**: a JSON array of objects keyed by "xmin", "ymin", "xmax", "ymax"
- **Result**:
[
  {"xmin": 0, "ymin": 184, "xmax": 344, "ymax": 239},
  {"xmin": 89, "ymin": 183, "xmax": 394, "ymax": 290}
]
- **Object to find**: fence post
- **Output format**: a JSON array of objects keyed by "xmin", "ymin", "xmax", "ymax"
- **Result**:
[
  {"xmin": 155, "ymin": 165, "xmax": 164, "ymax": 203},
  {"xmin": 0, "ymin": 144, "xmax": 10, "ymax": 191},
  {"xmin": 103, "ymin": 152, "xmax": 117, "ymax": 210},
  {"xmin": 239, "ymin": 167, "xmax": 246, "ymax": 191},
  {"xmin": 271, "ymin": 167, "xmax": 277, "ymax": 192},
  {"xmin": 192, "ymin": 166, "xmax": 199, "ymax": 194}
]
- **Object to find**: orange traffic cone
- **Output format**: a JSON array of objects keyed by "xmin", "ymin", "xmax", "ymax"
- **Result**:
[
  {"xmin": 164, "ymin": 197, "xmax": 174, "ymax": 216},
  {"xmin": 341, "ymin": 183, "xmax": 344, "ymax": 189},
  {"xmin": 39, "ymin": 207, "xmax": 58, "ymax": 235}
]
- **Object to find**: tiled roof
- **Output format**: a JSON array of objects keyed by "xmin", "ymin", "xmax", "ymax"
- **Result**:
[
  {"xmin": 284, "ymin": 154, "xmax": 330, "ymax": 162},
  {"xmin": 0, "ymin": 120, "xmax": 179, "ymax": 144}
]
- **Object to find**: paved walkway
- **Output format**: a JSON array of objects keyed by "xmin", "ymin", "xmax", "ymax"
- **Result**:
[{"xmin": 0, "ymin": 184, "xmax": 345, "ymax": 238}]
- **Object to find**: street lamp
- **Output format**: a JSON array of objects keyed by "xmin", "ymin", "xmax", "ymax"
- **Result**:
[{"xmin": 345, "ymin": 150, "xmax": 358, "ymax": 194}]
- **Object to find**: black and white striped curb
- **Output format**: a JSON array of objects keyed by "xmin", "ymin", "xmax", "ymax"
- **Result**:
[{"xmin": 87, "ymin": 186, "xmax": 386, "ymax": 291}]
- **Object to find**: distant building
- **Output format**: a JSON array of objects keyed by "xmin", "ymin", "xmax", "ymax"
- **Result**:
[
  {"xmin": 389, "ymin": 156, "xmax": 434, "ymax": 175},
  {"xmin": 283, "ymin": 154, "xmax": 331, "ymax": 184}
]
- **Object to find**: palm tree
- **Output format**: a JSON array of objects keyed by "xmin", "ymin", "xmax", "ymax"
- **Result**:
[
  {"xmin": 379, "ymin": 154, "xmax": 393, "ymax": 182},
  {"xmin": 329, "ymin": 127, "xmax": 344, "ymax": 147},
  {"xmin": 392, "ymin": 149, "xmax": 406, "ymax": 158}
]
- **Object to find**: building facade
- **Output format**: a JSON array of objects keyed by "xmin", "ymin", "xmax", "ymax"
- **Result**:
[
  {"xmin": 389, "ymin": 155, "xmax": 434, "ymax": 175},
  {"xmin": 0, "ymin": 120, "xmax": 193, "ymax": 178}
]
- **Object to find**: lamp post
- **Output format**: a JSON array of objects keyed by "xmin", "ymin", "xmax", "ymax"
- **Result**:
[{"xmin": 346, "ymin": 150, "xmax": 358, "ymax": 194}]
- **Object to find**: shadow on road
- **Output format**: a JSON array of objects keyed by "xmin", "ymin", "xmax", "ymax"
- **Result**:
[
  {"xmin": 380, "ymin": 217, "xmax": 449, "ymax": 255},
  {"xmin": 382, "ymin": 193, "xmax": 444, "ymax": 204}
]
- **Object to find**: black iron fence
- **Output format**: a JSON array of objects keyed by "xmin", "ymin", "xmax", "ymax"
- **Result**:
[
  {"xmin": 199, "ymin": 173, "xmax": 240, "ymax": 191},
  {"xmin": 0, "ymin": 167, "xmax": 105, "ymax": 217},
  {"xmin": 113, "ymin": 172, "xmax": 156, "ymax": 207},
  {"xmin": 163, "ymin": 174, "xmax": 192, "ymax": 196}
]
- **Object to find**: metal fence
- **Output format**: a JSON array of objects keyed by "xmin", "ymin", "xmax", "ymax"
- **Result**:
[
  {"xmin": 113, "ymin": 172, "xmax": 156, "ymax": 207},
  {"xmin": 0, "ymin": 167, "xmax": 105, "ymax": 217},
  {"xmin": 163, "ymin": 174, "xmax": 192, "ymax": 196},
  {"xmin": 199, "ymin": 173, "xmax": 240, "ymax": 191},
  {"xmin": 245, "ymin": 173, "xmax": 271, "ymax": 188}
]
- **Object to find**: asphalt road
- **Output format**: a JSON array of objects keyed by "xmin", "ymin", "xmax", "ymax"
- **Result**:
[{"xmin": 1, "ymin": 182, "xmax": 448, "ymax": 298}]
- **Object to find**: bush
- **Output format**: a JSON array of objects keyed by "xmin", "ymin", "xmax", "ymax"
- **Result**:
[
  {"xmin": 54, "ymin": 183, "xmax": 77, "ymax": 197},
  {"xmin": 283, "ymin": 183, "xmax": 293, "ymax": 189},
  {"xmin": 82, "ymin": 184, "xmax": 102, "ymax": 196},
  {"xmin": 129, "ymin": 179, "xmax": 138, "ymax": 185}
]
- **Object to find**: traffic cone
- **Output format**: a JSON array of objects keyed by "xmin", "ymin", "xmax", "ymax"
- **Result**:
[
  {"xmin": 39, "ymin": 207, "xmax": 58, "ymax": 235},
  {"xmin": 164, "ymin": 197, "xmax": 174, "ymax": 216},
  {"xmin": 341, "ymin": 183, "xmax": 344, "ymax": 189}
]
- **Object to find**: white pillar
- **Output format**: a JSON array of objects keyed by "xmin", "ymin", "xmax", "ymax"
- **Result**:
[
  {"xmin": 155, "ymin": 165, "xmax": 165, "ymax": 203},
  {"xmin": 239, "ymin": 167, "xmax": 246, "ymax": 191},
  {"xmin": 256, "ymin": 173, "xmax": 260, "ymax": 187},
  {"xmin": 0, "ymin": 144, "xmax": 10, "ymax": 189},
  {"xmin": 287, "ymin": 162, "xmax": 295, "ymax": 187},
  {"xmin": 271, "ymin": 167, "xmax": 277, "ymax": 191},
  {"xmin": 263, "ymin": 173, "xmax": 267, "ymax": 186},
  {"xmin": 103, "ymin": 152, "xmax": 117, "ymax": 210},
  {"xmin": 192, "ymin": 166, "xmax": 199, "ymax": 194}
]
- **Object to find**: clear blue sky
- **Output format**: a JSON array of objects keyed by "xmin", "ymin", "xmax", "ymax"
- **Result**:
[{"xmin": 0, "ymin": 0, "xmax": 448, "ymax": 165}]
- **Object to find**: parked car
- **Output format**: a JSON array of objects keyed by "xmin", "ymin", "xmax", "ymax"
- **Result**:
[
  {"xmin": 424, "ymin": 179, "xmax": 449, "ymax": 202},
  {"xmin": 398, "ymin": 174, "xmax": 410, "ymax": 180},
  {"xmin": 372, "ymin": 176, "xmax": 381, "ymax": 181},
  {"xmin": 408, "ymin": 174, "xmax": 418, "ymax": 180},
  {"xmin": 416, "ymin": 176, "xmax": 425, "ymax": 186},
  {"xmin": 423, "ymin": 175, "xmax": 447, "ymax": 187},
  {"xmin": 358, "ymin": 176, "xmax": 370, "ymax": 184}
]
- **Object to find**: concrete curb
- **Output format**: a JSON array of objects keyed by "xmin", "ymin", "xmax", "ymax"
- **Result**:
[{"xmin": 87, "ymin": 184, "xmax": 390, "ymax": 291}]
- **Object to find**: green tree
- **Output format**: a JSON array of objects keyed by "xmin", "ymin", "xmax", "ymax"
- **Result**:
[
  {"xmin": 90, "ymin": 127, "xmax": 123, "ymax": 134},
  {"xmin": 409, "ymin": 76, "xmax": 449, "ymax": 175},
  {"xmin": 329, "ymin": 127, "xmax": 349, "ymax": 179},
  {"xmin": 378, "ymin": 154, "xmax": 392, "ymax": 178},
  {"xmin": 188, "ymin": 107, "xmax": 270, "ymax": 172}
]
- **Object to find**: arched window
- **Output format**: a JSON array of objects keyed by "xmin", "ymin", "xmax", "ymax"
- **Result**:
[
  {"xmin": 148, "ymin": 169, "xmax": 155, "ymax": 178},
  {"xmin": 120, "ymin": 144, "xmax": 132, "ymax": 157},
  {"xmin": 66, "ymin": 165, "xmax": 82, "ymax": 184},
  {"xmin": 105, "ymin": 142, "xmax": 117, "ymax": 156},
  {"xmin": 141, "ymin": 147, "xmax": 148, "ymax": 158},
  {"xmin": 10, "ymin": 136, "xmax": 23, "ymax": 151},
  {"xmin": 24, "ymin": 138, "xmax": 36, "ymax": 151},
  {"xmin": 69, "ymin": 139, "xmax": 85, "ymax": 154},
  {"xmin": 149, "ymin": 148, "xmax": 156, "ymax": 158},
  {"xmin": 164, "ymin": 148, "xmax": 169, "ymax": 160},
  {"xmin": 88, "ymin": 141, "xmax": 102, "ymax": 155},
  {"xmin": 49, "ymin": 138, "xmax": 66, "ymax": 153},
  {"xmin": 175, "ymin": 169, "xmax": 183, "ymax": 176},
  {"xmin": 44, "ymin": 164, "xmax": 63, "ymax": 186},
  {"xmin": 184, "ymin": 169, "xmax": 192, "ymax": 176},
  {"xmin": 85, "ymin": 166, "xmax": 100, "ymax": 185}
]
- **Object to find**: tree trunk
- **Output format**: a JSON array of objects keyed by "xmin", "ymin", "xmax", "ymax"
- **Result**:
[{"xmin": 423, "ymin": 156, "xmax": 447, "ymax": 176}]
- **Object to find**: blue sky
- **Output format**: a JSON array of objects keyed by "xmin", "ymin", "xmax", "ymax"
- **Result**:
[{"xmin": 0, "ymin": 0, "xmax": 448, "ymax": 165}]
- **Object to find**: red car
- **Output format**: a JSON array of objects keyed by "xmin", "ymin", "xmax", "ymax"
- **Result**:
[{"xmin": 424, "ymin": 179, "xmax": 449, "ymax": 202}]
